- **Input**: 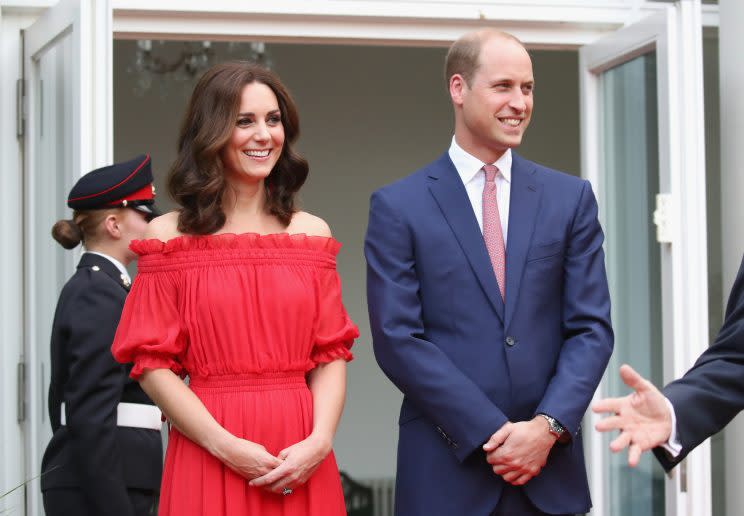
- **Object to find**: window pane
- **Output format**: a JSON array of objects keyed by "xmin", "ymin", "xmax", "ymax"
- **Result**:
[{"xmin": 601, "ymin": 52, "xmax": 665, "ymax": 516}]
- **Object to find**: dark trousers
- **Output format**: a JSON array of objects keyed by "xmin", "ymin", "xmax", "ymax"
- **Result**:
[
  {"xmin": 43, "ymin": 487, "xmax": 157, "ymax": 516},
  {"xmin": 492, "ymin": 485, "xmax": 573, "ymax": 516}
]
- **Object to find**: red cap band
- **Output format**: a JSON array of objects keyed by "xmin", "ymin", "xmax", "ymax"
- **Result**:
[{"xmin": 107, "ymin": 183, "xmax": 155, "ymax": 206}]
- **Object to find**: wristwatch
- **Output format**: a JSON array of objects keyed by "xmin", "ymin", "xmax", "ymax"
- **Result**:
[{"xmin": 538, "ymin": 413, "xmax": 567, "ymax": 442}]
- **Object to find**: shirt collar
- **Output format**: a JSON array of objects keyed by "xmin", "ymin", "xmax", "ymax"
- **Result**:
[
  {"xmin": 448, "ymin": 136, "xmax": 512, "ymax": 185},
  {"xmin": 85, "ymin": 251, "xmax": 131, "ymax": 283}
]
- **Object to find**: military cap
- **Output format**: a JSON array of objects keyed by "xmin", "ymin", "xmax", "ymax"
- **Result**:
[{"xmin": 67, "ymin": 154, "xmax": 160, "ymax": 216}]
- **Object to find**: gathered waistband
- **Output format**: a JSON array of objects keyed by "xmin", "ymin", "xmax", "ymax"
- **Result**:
[{"xmin": 189, "ymin": 371, "xmax": 307, "ymax": 392}]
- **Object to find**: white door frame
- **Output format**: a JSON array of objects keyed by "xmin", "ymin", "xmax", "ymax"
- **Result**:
[
  {"xmin": 106, "ymin": 0, "xmax": 719, "ymax": 47},
  {"xmin": 0, "ymin": 8, "xmax": 36, "ymax": 515},
  {"xmin": 581, "ymin": 2, "xmax": 710, "ymax": 516},
  {"xmin": 22, "ymin": 1, "xmax": 112, "ymax": 514},
  {"xmin": 110, "ymin": 0, "xmax": 650, "ymax": 47}
]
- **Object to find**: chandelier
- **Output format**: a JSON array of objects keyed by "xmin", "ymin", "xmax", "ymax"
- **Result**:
[
  {"xmin": 129, "ymin": 41, "xmax": 272, "ymax": 97},
  {"xmin": 229, "ymin": 41, "xmax": 273, "ymax": 69},
  {"xmin": 138, "ymin": 40, "xmax": 213, "ymax": 75}
]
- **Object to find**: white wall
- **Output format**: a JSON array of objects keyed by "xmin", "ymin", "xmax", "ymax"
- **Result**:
[{"xmin": 113, "ymin": 40, "xmax": 580, "ymax": 479}]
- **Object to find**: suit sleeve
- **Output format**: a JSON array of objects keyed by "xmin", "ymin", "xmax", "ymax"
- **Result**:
[
  {"xmin": 365, "ymin": 189, "xmax": 508, "ymax": 462},
  {"xmin": 653, "ymin": 255, "xmax": 744, "ymax": 470},
  {"xmin": 535, "ymin": 180, "xmax": 614, "ymax": 436},
  {"xmin": 63, "ymin": 279, "xmax": 134, "ymax": 516}
]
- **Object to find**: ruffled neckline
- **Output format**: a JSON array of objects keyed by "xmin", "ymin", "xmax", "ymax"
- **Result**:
[{"xmin": 130, "ymin": 232, "xmax": 342, "ymax": 257}]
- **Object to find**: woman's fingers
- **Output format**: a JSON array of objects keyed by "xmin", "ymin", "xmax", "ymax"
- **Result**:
[{"xmin": 250, "ymin": 460, "xmax": 292, "ymax": 487}]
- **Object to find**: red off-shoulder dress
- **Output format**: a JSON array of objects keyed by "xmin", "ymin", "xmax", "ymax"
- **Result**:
[{"xmin": 111, "ymin": 233, "xmax": 358, "ymax": 516}]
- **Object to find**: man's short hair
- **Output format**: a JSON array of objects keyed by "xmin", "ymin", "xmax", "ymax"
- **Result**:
[{"xmin": 444, "ymin": 30, "xmax": 525, "ymax": 88}]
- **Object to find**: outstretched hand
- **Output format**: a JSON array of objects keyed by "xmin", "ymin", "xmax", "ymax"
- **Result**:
[{"xmin": 592, "ymin": 364, "xmax": 673, "ymax": 467}]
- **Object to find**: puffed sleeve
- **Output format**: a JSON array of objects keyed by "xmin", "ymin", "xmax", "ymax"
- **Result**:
[
  {"xmin": 311, "ymin": 267, "xmax": 359, "ymax": 366},
  {"xmin": 112, "ymin": 267, "xmax": 187, "ymax": 379}
]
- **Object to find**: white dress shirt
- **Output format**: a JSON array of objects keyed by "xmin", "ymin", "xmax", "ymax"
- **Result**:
[
  {"xmin": 662, "ymin": 397, "xmax": 682, "ymax": 457},
  {"xmin": 448, "ymin": 137, "xmax": 512, "ymax": 244},
  {"xmin": 85, "ymin": 251, "xmax": 132, "ymax": 285}
]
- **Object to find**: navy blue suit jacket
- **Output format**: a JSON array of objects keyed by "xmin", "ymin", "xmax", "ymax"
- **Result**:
[
  {"xmin": 654, "ymin": 255, "xmax": 744, "ymax": 471},
  {"xmin": 365, "ymin": 152, "xmax": 613, "ymax": 515}
]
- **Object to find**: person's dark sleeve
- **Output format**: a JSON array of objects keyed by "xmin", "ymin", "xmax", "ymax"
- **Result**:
[
  {"xmin": 63, "ymin": 279, "xmax": 134, "ymax": 515},
  {"xmin": 654, "ymin": 255, "xmax": 744, "ymax": 471},
  {"xmin": 365, "ymin": 190, "xmax": 508, "ymax": 462},
  {"xmin": 534, "ymin": 180, "xmax": 614, "ymax": 437}
]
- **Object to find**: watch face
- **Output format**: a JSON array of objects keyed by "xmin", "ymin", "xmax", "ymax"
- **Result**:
[{"xmin": 542, "ymin": 414, "xmax": 564, "ymax": 434}]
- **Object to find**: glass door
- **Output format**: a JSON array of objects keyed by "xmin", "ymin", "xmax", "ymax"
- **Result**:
[
  {"xmin": 600, "ymin": 51, "xmax": 665, "ymax": 516},
  {"xmin": 580, "ymin": 4, "xmax": 710, "ymax": 516},
  {"xmin": 23, "ymin": 1, "xmax": 112, "ymax": 514}
]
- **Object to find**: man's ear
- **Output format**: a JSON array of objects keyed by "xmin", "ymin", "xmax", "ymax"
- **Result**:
[
  {"xmin": 102, "ymin": 213, "xmax": 122, "ymax": 240},
  {"xmin": 449, "ymin": 74, "xmax": 467, "ymax": 106}
]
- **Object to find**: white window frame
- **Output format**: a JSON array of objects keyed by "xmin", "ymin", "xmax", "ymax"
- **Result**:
[{"xmin": 581, "ymin": 3, "xmax": 710, "ymax": 516}]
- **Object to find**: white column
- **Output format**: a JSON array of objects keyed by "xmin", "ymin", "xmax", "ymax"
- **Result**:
[{"xmin": 720, "ymin": 1, "xmax": 744, "ymax": 515}]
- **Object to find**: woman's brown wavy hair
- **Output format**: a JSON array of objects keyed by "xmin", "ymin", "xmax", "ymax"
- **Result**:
[{"xmin": 168, "ymin": 61, "xmax": 308, "ymax": 234}]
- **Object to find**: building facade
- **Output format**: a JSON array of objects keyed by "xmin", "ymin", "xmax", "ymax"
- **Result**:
[{"xmin": 0, "ymin": 1, "xmax": 739, "ymax": 515}]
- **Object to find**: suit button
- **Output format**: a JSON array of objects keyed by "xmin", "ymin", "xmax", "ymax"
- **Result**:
[{"xmin": 505, "ymin": 336, "xmax": 516, "ymax": 346}]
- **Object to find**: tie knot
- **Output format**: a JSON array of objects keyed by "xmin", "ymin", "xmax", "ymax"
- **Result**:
[{"xmin": 483, "ymin": 164, "xmax": 498, "ymax": 182}]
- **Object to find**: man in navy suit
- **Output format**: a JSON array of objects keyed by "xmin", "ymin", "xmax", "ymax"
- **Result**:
[
  {"xmin": 365, "ymin": 29, "xmax": 614, "ymax": 515},
  {"xmin": 593, "ymin": 255, "xmax": 744, "ymax": 471}
]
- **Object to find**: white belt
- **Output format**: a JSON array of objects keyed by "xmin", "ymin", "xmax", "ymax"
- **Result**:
[{"xmin": 60, "ymin": 402, "xmax": 162, "ymax": 430}]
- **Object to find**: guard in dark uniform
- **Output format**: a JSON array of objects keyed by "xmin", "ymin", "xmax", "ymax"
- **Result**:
[{"xmin": 41, "ymin": 155, "xmax": 163, "ymax": 516}]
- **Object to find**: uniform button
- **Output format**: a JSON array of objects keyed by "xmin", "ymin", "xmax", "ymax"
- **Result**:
[
  {"xmin": 91, "ymin": 266, "xmax": 100, "ymax": 271},
  {"xmin": 505, "ymin": 336, "xmax": 516, "ymax": 346}
]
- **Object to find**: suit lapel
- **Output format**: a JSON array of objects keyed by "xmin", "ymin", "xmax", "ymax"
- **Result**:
[
  {"xmin": 77, "ymin": 253, "xmax": 130, "ymax": 292},
  {"xmin": 504, "ymin": 153, "xmax": 542, "ymax": 328},
  {"xmin": 427, "ymin": 153, "xmax": 505, "ymax": 321}
]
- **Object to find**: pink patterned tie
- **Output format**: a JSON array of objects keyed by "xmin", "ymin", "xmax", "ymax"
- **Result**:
[{"xmin": 482, "ymin": 165, "xmax": 506, "ymax": 300}]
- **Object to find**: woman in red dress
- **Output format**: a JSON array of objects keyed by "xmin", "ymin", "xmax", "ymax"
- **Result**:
[{"xmin": 111, "ymin": 62, "xmax": 358, "ymax": 515}]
